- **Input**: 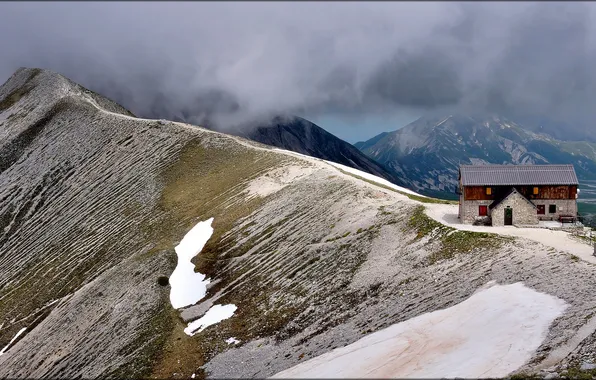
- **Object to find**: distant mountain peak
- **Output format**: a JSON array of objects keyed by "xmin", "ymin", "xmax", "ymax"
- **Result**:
[{"xmin": 356, "ymin": 113, "xmax": 596, "ymax": 197}]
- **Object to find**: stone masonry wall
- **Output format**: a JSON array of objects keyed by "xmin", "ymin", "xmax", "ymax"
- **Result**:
[
  {"xmin": 492, "ymin": 192, "xmax": 538, "ymax": 227},
  {"xmin": 461, "ymin": 199, "xmax": 493, "ymax": 225},
  {"xmin": 533, "ymin": 199, "xmax": 578, "ymax": 221},
  {"xmin": 461, "ymin": 194, "xmax": 578, "ymax": 226}
]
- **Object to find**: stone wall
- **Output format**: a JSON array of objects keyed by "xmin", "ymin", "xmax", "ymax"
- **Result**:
[
  {"xmin": 492, "ymin": 192, "xmax": 538, "ymax": 226},
  {"xmin": 461, "ymin": 199, "xmax": 493, "ymax": 225},
  {"xmin": 533, "ymin": 199, "xmax": 578, "ymax": 221}
]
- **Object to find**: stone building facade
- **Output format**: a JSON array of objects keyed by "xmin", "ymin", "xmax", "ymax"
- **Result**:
[
  {"xmin": 490, "ymin": 189, "xmax": 538, "ymax": 227},
  {"xmin": 458, "ymin": 164, "xmax": 579, "ymax": 226}
]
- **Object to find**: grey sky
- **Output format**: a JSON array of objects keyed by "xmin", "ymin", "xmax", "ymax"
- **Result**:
[{"xmin": 1, "ymin": 2, "xmax": 596, "ymax": 142}]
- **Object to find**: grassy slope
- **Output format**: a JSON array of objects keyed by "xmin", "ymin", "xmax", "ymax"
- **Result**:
[
  {"xmin": 129, "ymin": 139, "xmax": 290, "ymax": 379},
  {"xmin": 138, "ymin": 139, "xmax": 468, "ymax": 378}
]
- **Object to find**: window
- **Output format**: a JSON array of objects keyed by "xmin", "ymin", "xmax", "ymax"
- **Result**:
[
  {"xmin": 537, "ymin": 205, "xmax": 545, "ymax": 215},
  {"xmin": 479, "ymin": 205, "xmax": 488, "ymax": 216},
  {"xmin": 549, "ymin": 204, "xmax": 556, "ymax": 214},
  {"xmin": 486, "ymin": 187, "xmax": 492, "ymax": 195},
  {"xmin": 533, "ymin": 187, "xmax": 539, "ymax": 195}
]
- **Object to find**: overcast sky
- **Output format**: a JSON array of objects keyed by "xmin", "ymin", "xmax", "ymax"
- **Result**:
[{"xmin": 2, "ymin": 2, "xmax": 596, "ymax": 142}]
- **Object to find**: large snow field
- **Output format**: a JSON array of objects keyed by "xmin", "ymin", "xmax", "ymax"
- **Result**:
[
  {"xmin": 272, "ymin": 282, "xmax": 567, "ymax": 379},
  {"xmin": 425, "ymin": 203, "xmax": 596, "ymax": 264}
]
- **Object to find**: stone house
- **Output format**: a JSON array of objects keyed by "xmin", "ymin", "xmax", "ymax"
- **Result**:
[{"xmin": 458, "ymin": 164, "xmax": 579, "ymax": 226}]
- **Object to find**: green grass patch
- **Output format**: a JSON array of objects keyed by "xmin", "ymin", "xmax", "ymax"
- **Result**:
[
  {"xmin": 325, "ymin": 230, "xmax": 352, "ymax": 242},
  {"xmin": 407, "ymin": 205, "xmax": 512, "ymax": 265},
  {"xmin": 507, "ymin": 372, "xmax": 541, "ymax": 380},
  {"xmin": 563, "ymin": 363, "xmax": 596, "ymax": 379},
  {"xmin": 131, "ymin": 139, "xmax": 294, "ymax": 379}
]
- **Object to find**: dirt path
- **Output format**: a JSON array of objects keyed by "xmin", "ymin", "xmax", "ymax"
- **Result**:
[{"xmin": 425, "ymin": 203, "xmax": 596, "ymax": 264}]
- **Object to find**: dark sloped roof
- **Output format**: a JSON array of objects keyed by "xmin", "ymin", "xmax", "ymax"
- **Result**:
[
  {"xmin": 460, "ymin": 164, "xmax": 578, "ymax": 186},
  {"xmin": 489, "ymin": 187, "xmax": 536, "ymax": 210}
]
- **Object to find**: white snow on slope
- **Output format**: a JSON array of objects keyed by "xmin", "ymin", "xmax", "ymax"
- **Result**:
[
  {"xmin": 271, "ymin": 148, "xmax": 318, "ymax": 161},
  {"xmin": 272, "ymin": 282, "xmax": 566, "ymax": 379},
  {"xmin": 170, "ymin": 218, "xmax": 239, "ymax": 335},
  {"xmin": 169, "ymin": 218, "xmax": 214, "ymax": 309},
  {"xmin": 226, "ymin": 337, "xmax": 241, "ymax": 345},
  {"xmin": 270, "ymin": 148, "xmax": 425, "ymax": 198},
  {"xmin": 184, "ymin": 304, "xmax": 238, "ymax": 336},
  {"xmin": 324, "ymin": 161, "xmax": 426, "ymax": 197},
  {"xmin": 0, "ymin": 327, "xmax": 26, "ymax": 357}
]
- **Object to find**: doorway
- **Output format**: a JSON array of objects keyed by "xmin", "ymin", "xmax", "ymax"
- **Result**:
[{"xmin": 504, "ymin": 207, "xmax": 513, "ymax": 226}]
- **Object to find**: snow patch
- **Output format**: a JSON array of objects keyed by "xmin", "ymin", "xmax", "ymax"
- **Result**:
[
  {"xmin": 0, "ymin": 327, "xmax": 26, "ymax": 357},
  {"xmin": 324, "ymin": 161, "xmax": 426, "ymax": 198},
  {"xmin": 169, "ymin": 218, "xmax": 214, "ymax": 309},
  {"xmin": 170, "ymin": 219, "xmax": 239, "ymax": 336},
  {"xmin": 184, "ymin": 304, "xmax": 237, "ymax": 336},
  {"xmin": 271, "ymin": 148, "xmax": 317, "ymax": 161},
  {"xmin": 272, "ymin": 283, "xmax": 566, "ymax": 379},
  {"xmin": 435, "ymin": 115, "xmax": 452, "ymax": 127},
  {"xmin": 226, "ymin": 337, "xmax": 241, "ymax": 345},
  {"xmin": 268, "ymin": 147, "xmax": 424, "ymax": 198}
]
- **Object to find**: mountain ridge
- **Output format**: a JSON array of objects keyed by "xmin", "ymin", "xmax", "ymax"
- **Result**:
[
  {"xmin": 217, "ymin": 115, "xmax": 410, "ymax": 188},
  {"xmin": 2, "ymin": 67, "xmax": 596, "ymax": 380}
]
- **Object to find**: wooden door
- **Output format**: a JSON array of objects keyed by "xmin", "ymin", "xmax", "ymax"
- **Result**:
[{"xmin": 504, "ymin": 207, "xmax": 513, "ymax": 225}]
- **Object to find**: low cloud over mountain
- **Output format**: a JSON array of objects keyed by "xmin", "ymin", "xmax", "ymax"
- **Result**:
[{"xmin": 2, "ymin": 2, "xmax": 596, "ymax": 138}]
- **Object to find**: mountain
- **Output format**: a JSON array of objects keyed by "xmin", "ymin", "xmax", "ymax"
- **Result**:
[
  {"xmin": 356, "ymin": 114, "xmax": 596, "ymax": 197},
  {"xmin": 2, "ymin": 68, "xmax": 596, "ymax": 379},
  {"xmin": 353, "ymin": 131, "xmax": 389, "ymax": 151},
  {"xmin": 228, "ymin": 116, "xmax": 409, "ymax": 188}
]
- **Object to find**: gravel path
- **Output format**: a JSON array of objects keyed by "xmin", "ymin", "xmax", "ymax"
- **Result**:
[{"xmin": 425, "ymin": 203, "xmax": 596, "ymax": 264}]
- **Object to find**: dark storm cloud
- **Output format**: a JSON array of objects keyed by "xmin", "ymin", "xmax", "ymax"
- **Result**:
[
  {"xmin": 365, "ymin": 48, "xmax": 463, "ymax": 108},
  {"xmin": 2, "ymin": 1, "xmax": 596, "ymax": 134}
]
